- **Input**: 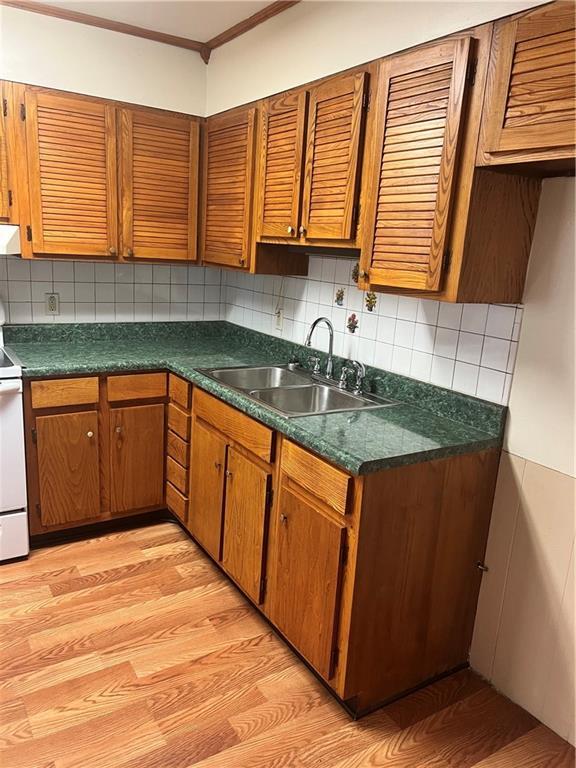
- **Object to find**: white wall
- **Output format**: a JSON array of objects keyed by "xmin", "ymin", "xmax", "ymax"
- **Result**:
[
  {"xmin": 0, "ymin": 5, "xmax": 206, "ymax": 114},
  {"xmin": 206, "ymin": 0, "xmax": 544, "ymax": 114}
]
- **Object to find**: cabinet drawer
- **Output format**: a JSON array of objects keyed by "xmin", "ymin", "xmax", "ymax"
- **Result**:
[
  {"xmin": 168, "ymin": 403, "xmax": 191, "ymax": 440},
  {"xmin": 167, "ymin": 429, "xmax": 190, "ymax": 468},
  {"xmin": 166, "ymin": 456, "xmax": 188, "ymax": 495},
  {"xmin": 281, "ymin": 440, "xmax": 351, "ymax": 516},
  {"xmin": 31, "ymin": 377, "xmax": 99, "ymax": 409},
  {"xmin": 169, "ymin": 374, "xmax": 191, "ymax": 410},
  {"xmin": 193, "ymin": 389, "xmax": 273, "ymax": 463},
  {"xmin": 166, "ymin": 481, "xmax": 188, "ymax": 524},
  {"xmin": 107, "ymin": 373, "xmax": 167, "ymax": 402}
]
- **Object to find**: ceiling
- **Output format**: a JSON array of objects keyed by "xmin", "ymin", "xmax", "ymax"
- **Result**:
[{"xmin": 30, "ymin": 0, "xmax": 273, "ymax": 42}]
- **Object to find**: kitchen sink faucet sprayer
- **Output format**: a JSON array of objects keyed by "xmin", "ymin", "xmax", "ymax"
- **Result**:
[{"xmin": 304, "ymin": 317, "xmax": 334, "ymax": 379}]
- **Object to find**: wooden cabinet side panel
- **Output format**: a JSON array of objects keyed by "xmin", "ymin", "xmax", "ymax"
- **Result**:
[
  {"xmin": 0, "ymin": 81, "xmax": 9, "ymax": 220},
  {"xmin": 222, "ymin": 447, "xmax": 271, "ymax": 603},
  {"xmin": 36, "ymin": 410, "xmax": 101, "ymax": 527},
  {"xmin": 110, "ymin": 403, "xmax": 165, "ymax": 513},
  {"xmin": 343, "ymin": 449, "xmax": 500, "ymax": 710}
]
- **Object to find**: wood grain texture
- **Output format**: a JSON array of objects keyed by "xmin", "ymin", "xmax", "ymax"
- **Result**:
[
  {"xmin": 481, "ymin": 1, "xmax": 575, "ymax": 160},
  {"xmin": 110, "ymin": 404, "xmax": 165, "ymax": 513},
  {"xmin": 281, "ymin": 439, "xmax": 351, "ymax": 516},
  {"xmin": 0, "ymin": 522, "xmax": 572, "ymax": 768},
  {"xmin": 361, "ymin": 37, "xmax": 471, "ymax": 291},
  {"xmin": 119, "ymin": 108, "xmax": 199, "ymax": 261},
  {"xmin": 0, "ymin": 81, "xmax": 9, "ymax": 221},
  {"xmin": 166, "ymin": 429, "xmax": 190, "ymax": 469},
  {"xmin": 24, "ymin": 88, "xmax": 118, "ymax": 257},
  {"xmin": 168, "ymin": 374, "xmax": 191, "ymax": 411},
  {"xmin": 193, "ymin": 389, "xmax": 274, "ymax": 463},
  {"xmin": 167, "ymin": 402, "xmax": 191, "ymax": 441},
  {"xmin": 36, "ymin": 411, "xmax": 101, "ymax": 527},
  {"xmin": 106, "ymin": 373, "xmax": 167, "ymax": 402},
  {"xmin": 30, "ymin": 377, "xmax": 99, "ymax": 410}
]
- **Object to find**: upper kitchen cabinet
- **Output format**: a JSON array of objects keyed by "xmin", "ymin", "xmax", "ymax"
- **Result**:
[
  {"xmin": 119, "ymin": 108, "xmax": 199, "ymax": 261},
  {"xmin": 255, "ymin": 70, "xmax": 369, "ymax": 248},
  {"xmin": 24, "ymin": 89, "xmax": 119, "ymax": 258},
  {"xmin": 359, "ymin": 29, "xmax": 542, "ymax": 303},
  {"xmin": 478, "ymin": 1, "xmax": 575, "ymax": 169},
  {"xmin": 0, "ymin": 82, "xmax": 10, "ymax": 221},
  {"xmin": 201, "ymin": 106, "xmax": 257, "ymax": 269}
]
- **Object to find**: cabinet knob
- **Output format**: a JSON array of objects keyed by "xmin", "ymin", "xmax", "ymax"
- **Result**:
[
  {"xmin": 126, "ymin": 248, "xmax": 134, "ymax": 258},
  {"xmin": 298, "ymin": 226, "xmax": 306, "ymax": 237},
  {"xmin": 115, "ymin": 426, "xmax": 122, "ymax": 434},
  {"xmin": 280, "ymin": 513, "xmax": 288, "ymax": 525},
  {"xmin": 238, "ymin": 257, "xmax": 246, "ymax": 267},
  {"xmin": 86, "ymin": 431, "xmax": 94, "ymax": 438},
  {"xmin": 359, "ymin": 269, "xmax": 368, "ymax": 280},
  {"xmin": 287, "ymin": 226, "xmax": 294, "ymax": 236},
  {"xmin": 214, "ymin": 462, "xmax": 222, "ymax": 470},
  {"xmin": 108, "ymin": 247, "xmax": 117, "ymax": 257},
  {"xmin": 225, "ymin": 470, "xmax": 232, "ymax": 479}
]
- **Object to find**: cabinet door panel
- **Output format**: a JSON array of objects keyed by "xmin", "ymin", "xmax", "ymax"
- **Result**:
[
  {"xmin": 270, "ymin": 482, "xmax": 346, "ymax": 679},
  {"xmin": 0, "ymin": 82, "xmax": 9, "ymax": 221},
  {"xmin": 222, "ymin": 447, "xmax": 271, "ymax": 603},
  {"xmin": 202, "ymin": 108, "xmax": 256, "ymax": 268},
  {"xmin": 361, "ymin": 38, "xmax": 471, "ymax": 291},
  {"xmin": 36, "ymin": 411, "xmax": 100, "ymax": 527},
  {"xmin": 188, "ymin": 420, "xmax": 227, "ymax": 559},
  {"xmin": 484, "ymin": 2, "xmax": 575, "ymax": 154},
  {"xmin": 24, "ymin": 89, "xmax": 118, "ymax": 256},
  {"xmin": 301, "ymin": 72, "xmax": 366, "ymax": 240},
  {"xmin": 110, "ymin": 404, "xmax": 164, "ymax": 513},
  {"xmin": 258, "ymin": 92, "xmax": 307, "ymax": 238},
  {"xmin": 120, "ymin": 109, "xmax": 199, "ymax": 261}
]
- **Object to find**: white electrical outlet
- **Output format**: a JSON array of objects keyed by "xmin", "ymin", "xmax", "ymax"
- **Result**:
[
  {"xmin": 275, "ymin": 309, "xmax": 283, "ymax": 330},
  {"xmin": 45, "ymin": 293, "xmax": 60, "ymax": 316}
]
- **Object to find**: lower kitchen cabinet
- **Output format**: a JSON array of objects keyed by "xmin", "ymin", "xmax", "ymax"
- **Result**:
[
  {"xmin": 110, "ymin": 404, "xmax": 165, "ymax": 513},
  {"xmin": 268, "ymin": 480, "xmax": 346, "ymax": 679},
  {"xmin": 35, "ymin": 410, "xmax": 101, "ymax": 528}
]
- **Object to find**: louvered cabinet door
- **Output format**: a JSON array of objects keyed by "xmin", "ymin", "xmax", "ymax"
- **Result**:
[
  {"xmin": 301, "ymin": 72, "xmax": 367, "ymax": 241},
  {"xmin": 24, "ymin": 90, "xmax": 118, "ymax": 257},
  {"xmin": 258, "ymin": 92, "xmax": 307, "ymax": 239},
  {"xmin": 483, "ymin": 2, "xmax": 575, "ymax": 154},
  {"xmin": 120, "ymin": 109, "xmax": 199, "ymax": 261},
  {"xmin": 202, "ymin": 107, "xmax": 256, "ymax": 269},
  {"xmin": 361, "ymin": 38, "xmax": 471, "ymax": 291}
]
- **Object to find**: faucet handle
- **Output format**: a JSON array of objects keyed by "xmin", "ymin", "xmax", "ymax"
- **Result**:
[
  {"xmin": 338, "ymin": 365, "xmax": 351, "ymax": 390},
  {"xmin": 350, "ymin": 360, "xmax": 366, "ymax": 394},
  {"xmin": 308, "ymin": 355, "xmax": 321, "ymax": 374}
]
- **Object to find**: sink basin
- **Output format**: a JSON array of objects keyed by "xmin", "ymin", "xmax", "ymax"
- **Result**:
[
  {"xmin": 206, "ymin": 365, "xmax": 309, "ymax": 390},
  {"xmin": 248, "ymin": 384, "xmax": 392, "ymax": 417}
]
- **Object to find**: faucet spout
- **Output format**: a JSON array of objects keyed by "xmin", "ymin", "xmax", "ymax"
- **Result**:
[{"xmin": 304, "ymin": 316, "xmax": 334, "ymax": 379}]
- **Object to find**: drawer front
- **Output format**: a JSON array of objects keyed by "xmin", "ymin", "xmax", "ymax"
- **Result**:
[
  {"xmin": 281, "ymin": 440, "xmax": 351, "ymax": 516},
  {"xmin": 193, "ymin": 389, "xmax": 273, "ymax": 463},
  {"xmin": 166, "ymin": 481, "xmax": 188, "ymax": 524},
  {"xmin": 168, "ymin": 403, "xmax": 191, "ymax": 441},
  {"xmin": 107, "ymin": 373, "xmax": 167, "ymax": 402},
  {"xmin": 169, "ymin": 374, "xmax": 191, "ymax": 410},
  {"xmin": 167, "ymin": 429, "xmax": 190, "ymax": 468},
  {"xmin": 31, "ymin": 377, "xmax": 99, "ymax": 409},
  {"xmin": 166, "ymin": 455, "xmax": 188, "ymax": 495}
]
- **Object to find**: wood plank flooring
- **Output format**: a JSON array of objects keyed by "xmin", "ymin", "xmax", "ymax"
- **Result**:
[{"xmin": 0, "ymin": 521, "xmax": 573, "ymax": 768}]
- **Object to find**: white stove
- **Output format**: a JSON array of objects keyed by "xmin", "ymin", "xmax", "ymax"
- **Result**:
[{"xmin": 0, "ymin": 324, "xmax": 29, "ymax": 562}]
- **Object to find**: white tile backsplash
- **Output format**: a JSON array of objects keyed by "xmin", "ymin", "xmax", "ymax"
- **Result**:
[
  {"xmin": 0, "ymin": 255, "xmax": 222, "ymax": 327},
  {"xmin": 220, "ymin": 255, "xmax": 525, "ymax": 405}
]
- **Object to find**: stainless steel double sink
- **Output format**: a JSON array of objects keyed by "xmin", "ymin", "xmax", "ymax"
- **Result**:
[{"xmin": 199, "ymin": 365, "xmax": 396, "ymax": 418}]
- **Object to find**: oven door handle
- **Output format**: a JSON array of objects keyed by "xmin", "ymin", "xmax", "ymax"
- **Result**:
[{"xmin": 0, "ymin": 380, "xmax": 22, "ymax": 395}]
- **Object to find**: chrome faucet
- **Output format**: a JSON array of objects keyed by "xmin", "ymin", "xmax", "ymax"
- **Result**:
[
  {"xmin": 304, "ymin": 317, "xmax": 334, "ymax": 379},
  {"xmin": 349, "ymin": 360, "xmax": 366, "ymax": 395}
]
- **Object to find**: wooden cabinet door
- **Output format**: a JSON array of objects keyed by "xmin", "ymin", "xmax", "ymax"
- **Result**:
[
  {"xmin": 300, "ymin": 72, "xmax": 367, "ymax": 241},
  {"xmin": 360, "ymin": 38, "xmax": 471, "ymax": 291},
  {"xmin": 222, "ymin": 447, "xmax": 271, "ymax": 603},
  {"xmin": 202, "ymin": 107, "xmax": 256, "ymax": 269},
  {"xmin": 119, "ymin": 108, "xmax": 199, "ymax": 261},
  {"xmin": 483, "ymin": 2, "xmax": 575, "ymax": 155},
  {"xmin": 24, "ymin": 89, "xmax": 118, "ymax": 257},
  {"xmin": 269, "ymin": 481, "xmax": 346, "ymax": 679},
  {"xmin": 258, "ymin": 92, "xmax": 307, "ymax": 239},
  {"xmin": 0, "ymin": 81, "xmax": 9, "ymax": 221},
  {"xmin": 188, "ymin": 419, "xmax": 227, "ymax": 559},
  {"xmin": 110, "ymin": 404, "xmax": 164, "ymax": 513},
  {"xmin": 36, "ymin": 411, "xmax": 101, "ymax": 527}
]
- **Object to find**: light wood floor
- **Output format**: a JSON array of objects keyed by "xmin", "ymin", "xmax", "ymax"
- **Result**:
[{"xmin": 0, "ymin": 521, "xmax": 573, "ymax": 768}]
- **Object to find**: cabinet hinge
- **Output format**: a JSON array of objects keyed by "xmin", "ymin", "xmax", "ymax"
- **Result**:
[
  {"xmin": 331, "ymin": 646, "xmax": 340, "ymax": 670},
  {"xmin": 8, "ymin": 190, "xmax": 13, "ymax": 207},
  {"xmin": 467, "ymin": 59, "xmax": 477, "ymax": 86},
  {"xmin": 2, "ymin": 98, "xmax": 7, "ymax": 118},
  {"xmin": 36, "ymin": 502, "xmax": 41, "ymax": 516},
  {"xmin": 31, "ymin": 427, "xmax": 37, "ymax": 444},
  {"xmin": 260, "ymin": 576, "xmax": 267, "ymax": 600},
  {"xmin": 266, "ymin": 486, "xmax": 274, "ymax": 509},
  {"xmin": 444, "ymin": 248, "xmax": 452, "ymax": 270},
  {"xmin": 26, "ymin": 225, "xmax": 32, "ymax": 242},
  {"xmin": 20, "ymin": 102, "xmax": 26, "ymax": 121},
  {"xmin": 362, "ymin": 91, "xmax": 370, "ymax": 110},
  {"xmin": 340, "ymin": 540, "xmax": 348, "ymax": 567}
]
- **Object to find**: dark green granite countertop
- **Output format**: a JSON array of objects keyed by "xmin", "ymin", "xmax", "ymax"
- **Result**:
[{"xmin": 5, "ymin": 321, "xmax": 505, "ymax": 475}]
